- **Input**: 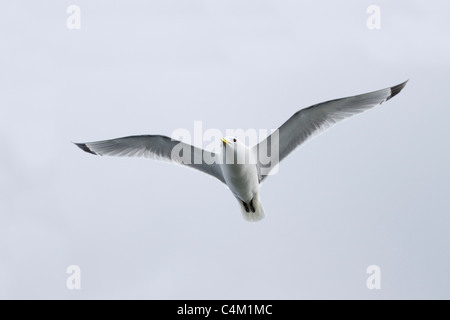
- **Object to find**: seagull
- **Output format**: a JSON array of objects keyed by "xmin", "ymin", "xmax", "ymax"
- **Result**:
[{"xmin": 75, "ymin": 81, "xmax": 408, "ymax": 222}]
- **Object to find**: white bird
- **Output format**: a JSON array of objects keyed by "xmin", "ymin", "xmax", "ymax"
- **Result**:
[{"xmin": 75, "ymin": 81, "xmax": 407, "ymax": 222}]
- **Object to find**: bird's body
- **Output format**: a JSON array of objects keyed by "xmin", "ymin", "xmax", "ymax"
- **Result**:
[
  {"xmin": 221, "ymin": 160, "xmax": 259, "ymax": 203},
  {"xmin": 75, "ymin": 81, "xmax": 408, "ymax": 222},
  {"xmin": 220, "ymin": 139, "xmax": 258, "ymax": 202},
  {"xmin": 218, "ymin": 139, "xmax": 264, "ymax": 221}
]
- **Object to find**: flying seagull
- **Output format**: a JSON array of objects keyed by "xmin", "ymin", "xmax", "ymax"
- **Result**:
[{"xmin": 75, "ymin": 81, "xmax": 408, "ymax": 222}]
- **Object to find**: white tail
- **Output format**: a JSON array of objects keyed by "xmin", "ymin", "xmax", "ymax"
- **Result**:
[{"xmin": 237, "ymin": 193, "xmax": 265, "ymax": 222}]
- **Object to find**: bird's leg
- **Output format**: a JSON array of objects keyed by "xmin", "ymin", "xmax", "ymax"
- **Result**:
[
  {"xmin": 242, "ymin": 201, "xmax": 250, "ymax": 213},
  {"xmin": 249, "ymin": 199, "xmax": 255, "ymax": 213}
]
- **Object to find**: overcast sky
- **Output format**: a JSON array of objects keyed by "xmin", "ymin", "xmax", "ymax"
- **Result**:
[{"xmin": 1, "ymin": 0, "xmax": 449, "ymax": 299}]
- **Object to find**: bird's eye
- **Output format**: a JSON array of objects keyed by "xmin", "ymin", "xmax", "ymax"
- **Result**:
[{"xmin": 233, "ymin": 138, "xmax": 237, "ymax": 142}]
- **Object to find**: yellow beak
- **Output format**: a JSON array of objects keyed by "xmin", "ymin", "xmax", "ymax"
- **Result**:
[{"xmin": 221, "ymin": 137, "xmax": 230, "ymax": 146}]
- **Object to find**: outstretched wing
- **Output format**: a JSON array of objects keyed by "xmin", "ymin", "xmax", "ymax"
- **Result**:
[
  {"xmin": 74, "ymin": 135, "xmax": 225, "ymax": 184},
  {"xmin": 254, "ymin": 81, "xmax": 408, "ymax": 181}
]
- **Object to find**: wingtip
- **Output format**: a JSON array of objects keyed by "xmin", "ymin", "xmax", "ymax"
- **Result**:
[
  {"xmin": 74, "ymin": 142, "xmax": 97, "ymax": 155},
  {"xmin": 388, "ymin": 80, "xmax": 409, "ymax": 101}
]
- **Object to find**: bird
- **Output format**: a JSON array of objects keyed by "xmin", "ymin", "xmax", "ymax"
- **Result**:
[{"xmin": 75, "ymin": 80, "xmax": 408, "ymax": 222}]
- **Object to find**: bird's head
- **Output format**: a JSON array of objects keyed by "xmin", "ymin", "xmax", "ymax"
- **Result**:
[
  {"xmin": 220, "ymin": 136, "xmax": 239, "ymax": 149},
  {"xmin": 220, "ymin": 136, "xmax": 251, "ymax": 164}
]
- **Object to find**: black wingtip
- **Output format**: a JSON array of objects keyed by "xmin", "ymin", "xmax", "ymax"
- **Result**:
[
  {"xmin": 387, "ymin": 80, "xmax": 409, "ymax": 101},
  {"xmin": 74, "ymin": 142, "xmax": 97, "ymax": 155}
]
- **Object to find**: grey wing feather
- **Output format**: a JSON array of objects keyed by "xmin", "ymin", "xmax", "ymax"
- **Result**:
[
  {"xmin": 74, "ymin": 135, "xmax": 225, "ymax": 184},
  {"xmin": 255, "ymin": 81, "xmax": 408, "ymax": 181}
]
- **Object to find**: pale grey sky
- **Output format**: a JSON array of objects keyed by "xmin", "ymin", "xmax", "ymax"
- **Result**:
[{"xmin": 1, "ymin": 0, "xmax": 449, "ymax": 299}]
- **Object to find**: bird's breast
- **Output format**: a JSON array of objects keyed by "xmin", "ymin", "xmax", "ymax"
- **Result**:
[{"xmin": 221, "ymin": 163, "xmax": 259, "ymax": 202}]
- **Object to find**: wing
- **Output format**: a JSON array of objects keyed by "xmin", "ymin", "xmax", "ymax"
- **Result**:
[
  {"xmin": 74, "ymin": 135, "xmax": 225, "ymax": 184},
  {"xmin": 254, "ymin": 80, "xmax": 408, "ymax": 181}
]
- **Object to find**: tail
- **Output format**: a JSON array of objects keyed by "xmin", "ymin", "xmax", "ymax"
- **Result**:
[{"xmin": 237, "ymin": 193, "xmax": 265, "ymax": 222}]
